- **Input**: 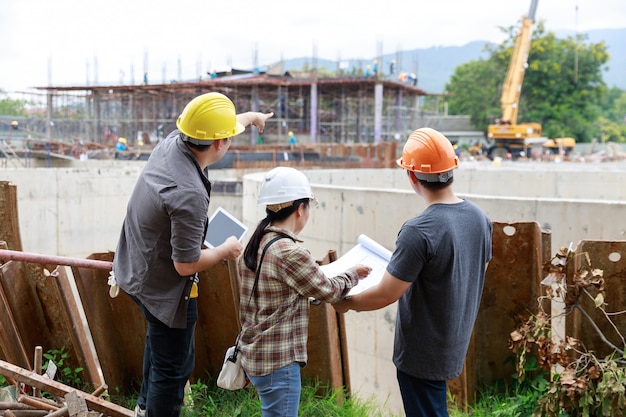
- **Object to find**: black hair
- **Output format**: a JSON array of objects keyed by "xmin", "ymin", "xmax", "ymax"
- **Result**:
[
  {"xmin": 242, "ymin": 198, "xmax": 310, "ymax": 271},
  {"xmin": 418, "ymin": 176, "xmax": 454, "ymax": 190},
  {"xmin": 179, "ymin": 132, "xmax": 213, "ymax": 151},
  {"xmin": 184, "ymin": 141, "xmax": 212, "ymax": 151}
]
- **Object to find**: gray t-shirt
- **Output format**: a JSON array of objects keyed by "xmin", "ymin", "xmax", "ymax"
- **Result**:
[
  {"xmin": 387, "ymin": 199, "xmax": 492, "ymax": 380},
  {"xmin": 113, "ymin": 131, "xmax": 211, "ymax": 328}
]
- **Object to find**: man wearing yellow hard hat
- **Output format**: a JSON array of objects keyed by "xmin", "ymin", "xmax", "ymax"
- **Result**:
[{"xmin": 112, "ymin": 92, "xmax": 273, "ymax": 417}]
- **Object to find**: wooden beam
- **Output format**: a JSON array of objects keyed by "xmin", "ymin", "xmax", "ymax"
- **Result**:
[{"xmin": 0, "ymin": 360, "xmax": 132, "ymax": 417}]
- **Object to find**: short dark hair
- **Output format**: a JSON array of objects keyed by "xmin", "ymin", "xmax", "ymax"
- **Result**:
[
  {"xmin": 180, "ymin": 133, "xmax": 212, "ymax": 151},
  {"xmin": 418, "ymin": 177, "xmax": 454, "ymax": 190}
]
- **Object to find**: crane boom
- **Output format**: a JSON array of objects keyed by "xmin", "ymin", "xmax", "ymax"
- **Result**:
[
  {"xmin": 500, "ymin": 0, "xmax": 537, "ymax": 124},
  {"xmin": 487, "ymin": 0, "xmax": 545, "ymax": 160}
]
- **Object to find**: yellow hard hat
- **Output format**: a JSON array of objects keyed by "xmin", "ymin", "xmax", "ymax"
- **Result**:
[
  {"xmin": 176, "ymin": 92, "xmax": 245, "ymax": 144},
  {"xmin": 288, "ymin": 131, "xmax": 294, "ymax": 136},
  {"xmin": 118, "ymin": 137, "xmax": 127, "ymax": 144}
]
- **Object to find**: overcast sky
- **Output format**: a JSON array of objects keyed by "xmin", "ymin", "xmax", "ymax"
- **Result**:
[{"xmin": 1, "ymin": 0, "xmax": 625, "ymax": 93}]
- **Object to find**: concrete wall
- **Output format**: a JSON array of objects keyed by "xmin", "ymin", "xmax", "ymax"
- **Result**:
[
  {"xmin": 4, "ymin": 161, "xmax": 626, "ymax": 258},
  {"xmin": 3, "ymin": 160, "xmax": 626, "ymax": 416},
  {"xmin": 0, "ymin": 163, "xmax": 250, "ymax": 258}
]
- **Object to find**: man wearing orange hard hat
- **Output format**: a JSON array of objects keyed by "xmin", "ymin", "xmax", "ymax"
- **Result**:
[{"xmin": 334, "ymin": 127, "xmax": 492, "ymax": 417}]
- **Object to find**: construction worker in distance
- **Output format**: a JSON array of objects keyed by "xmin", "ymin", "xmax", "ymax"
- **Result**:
[
  {"xmin": 333, "ymin": 127, "xmax": 492, "ymax": 417},
  {"xmin": 115, "ymin": 137, "xmax": 127, "ymax": 151},
  {"xmin": 114, "ymin": 137, "xmax": 128, "ymax": 159},
  {"xmin": 111, "ymin": 92, "xmax": 273, "ymax": 417},
  {"xmin": 238, "ymin": 166, "xmax": 372, "ymax": 417},
  {"xmin": 288, "ymin": 130, "xmax": 297, "ymax": 149}
]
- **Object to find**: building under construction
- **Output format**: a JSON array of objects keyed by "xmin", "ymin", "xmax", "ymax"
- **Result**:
[{"xmin": 2, "ymin": 69, "xmax": 481, "ymax": 167}]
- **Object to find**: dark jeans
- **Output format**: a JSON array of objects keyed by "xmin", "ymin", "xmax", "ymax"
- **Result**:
[
  {"xmin": 135, "ymin": 298, "xmax": 197, "ymax": 417},
  {"xmin": 397, "ymin": 368, "xmax": 448, "ymax": 417}
]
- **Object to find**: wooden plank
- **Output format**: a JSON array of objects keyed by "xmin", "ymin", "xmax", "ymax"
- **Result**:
[
  {"xmin": 0, "ymin": 360, "xmax": 132, "ymax": 417},
  {"xmin": 65, "ymin": 391, "xmax": 87, "ymax": 416},
  {"xmin": 53, "ymin": 267, "xmax": 106, "ymax": 389}
]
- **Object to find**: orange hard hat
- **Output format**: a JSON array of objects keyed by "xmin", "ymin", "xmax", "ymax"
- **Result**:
[{"xmin": 396, "ymin": 128, "xmax": 459, "ymax": 182}]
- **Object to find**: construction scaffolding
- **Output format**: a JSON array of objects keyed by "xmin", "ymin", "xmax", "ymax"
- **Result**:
[{"xmin": 9, "ymin": 72, "xmax": 436, "ymax": 149}]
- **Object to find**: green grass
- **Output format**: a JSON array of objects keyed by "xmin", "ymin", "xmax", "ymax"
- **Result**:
[
  {"xmin": 449, "ymin": 359, "xmax": 553, "ymax": 417},
  {"xmin": 1, "ymin": 368, "xmax": 558, "ymax": 417},
  {"xmin": 179, "ymin": 378, "xmax": 399, "ymax": 417},
  {"xmin": 180, "ymin": 378, "xmax": 551, "ymax": 417},
  {"xmin": 449, "ymin": 386, "xmax": 546, "ymax": 417}
]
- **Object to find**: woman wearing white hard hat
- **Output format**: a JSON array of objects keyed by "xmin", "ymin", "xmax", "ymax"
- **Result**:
[{"xmin": 238, "ymin": 167, "xmax": 371, "ymax": 417}]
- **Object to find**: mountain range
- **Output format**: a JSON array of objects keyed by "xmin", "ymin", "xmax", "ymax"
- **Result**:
[{"xmin": 279, "ymin": 28, "xmax": 625, "ymax": 94}]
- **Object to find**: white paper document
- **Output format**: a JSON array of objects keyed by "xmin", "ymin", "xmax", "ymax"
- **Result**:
[{"xmin": 319, "ymin": 234, "xmax": 392, "ymax": 295}]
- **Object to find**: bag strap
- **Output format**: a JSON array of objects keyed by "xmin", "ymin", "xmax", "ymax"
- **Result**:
[
  {"xmin": 236, "ymin": 234, "xmax": 294, "ymax": 348},
  {"xmin": 246, "ymin": 234, "xmax": 293, "ymax": 307},
  {"xmin": 248, "ymin": 235, "xmax": 288, "ymax": 307}
]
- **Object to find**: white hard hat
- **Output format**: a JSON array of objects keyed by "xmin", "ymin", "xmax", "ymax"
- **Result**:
[{"xmin": 257, "ymin": 167, "xmax": 316, "ymax": 210}]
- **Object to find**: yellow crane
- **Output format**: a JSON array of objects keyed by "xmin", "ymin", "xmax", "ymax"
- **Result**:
[{"xmin": 486, "ymin": 0, "xmax": 547, "ymax": 160}]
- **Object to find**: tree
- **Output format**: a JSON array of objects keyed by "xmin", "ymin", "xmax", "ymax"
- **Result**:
[
  {"xmin": 0, "ymin": 89, "xmax": 28, "ymax": 116},
  {"xmin": 445, "ymin": 22, "xmax": 610, "ymax": 143},
  {"xmin": 444, "ymin": 55, "xmax": 501, "ymax": 130},
  {"xmin": 595, "ymin": 87, "xmax": 626, "ymax": 143}
]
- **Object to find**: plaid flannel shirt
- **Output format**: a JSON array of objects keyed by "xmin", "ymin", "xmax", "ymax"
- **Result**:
[{"xmin": 238, "ymin": 226, "xmax": 359, "ymax": 376}]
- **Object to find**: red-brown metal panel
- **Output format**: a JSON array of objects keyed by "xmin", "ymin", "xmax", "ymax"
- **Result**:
[
  {"xmin": 568, "ymin": 240, "xmax": 626, "ymax": 358},
  {"xmin": 0, "ymin": 260, "xmax": 88, "ymax": 383},
  {"xmin": 303, "ymin": 304, "xmax": 346, "ymax": 392},
  {"xmin": 71, "ymin": 252, "xmax": 146, "ymax": 394},
  {"xmin": 449, "ymin": 221, "xmax": 549, "ymax": 407},
  {"xmin": 0, "ymin": 261, "xmax": 30, "ymax": 368},
  {"xmin": 0, "ymin": 182, "xmax": 23, "ymax": 253},
  {"xmin": 194, "ymin": 259, "xmax": 242, "ymax": 381},
  {"xmin": 73, "ymin": 256, "xmax": 244, "ymax": 391}
]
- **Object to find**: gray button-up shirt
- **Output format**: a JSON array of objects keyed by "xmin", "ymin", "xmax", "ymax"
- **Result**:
[{"xmin": 113, "ymin": 131, "xmax": 211, "ymax": 328}]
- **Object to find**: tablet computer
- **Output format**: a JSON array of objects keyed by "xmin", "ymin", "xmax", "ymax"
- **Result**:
[{"xmin": 204, "ymin": 207, "xmax": 248, "ymax": 248}]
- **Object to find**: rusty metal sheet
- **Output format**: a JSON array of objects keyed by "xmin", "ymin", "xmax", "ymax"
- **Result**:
[
  {"xmin": 568, "ymin": 240, "xmax": 626, "ymax": 358},
  {"xmin": 0, "ymin": 259, "xmax": 86, "ymax": 377},
  {"xmin": 450, "ymin": 221, "xmax": 549, "ymax": 406},
  {"xmin": 71, "ymin": 252, "xmax": 145, "ymax": 394},
  {"xmin": 0, "ymin": 182, "xmax": 23, "ymax": 253},
  {"xmin": 194, "ymin": 259, "xmax": 243, "ymax": 380},
  {"xmin": 0, "ymin": 261, "xmax": 30, "ymax": 368},
  {"xmin": 304, "ymin": 249, "xmax": 351, "ymax": 395},
  {"xmin": 303, "ymin": 304, "xmax": 347, "ymax": 392},
  {"xmin": 73, "ymin": 256, "xmax": 245, "ymax": 391}
]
